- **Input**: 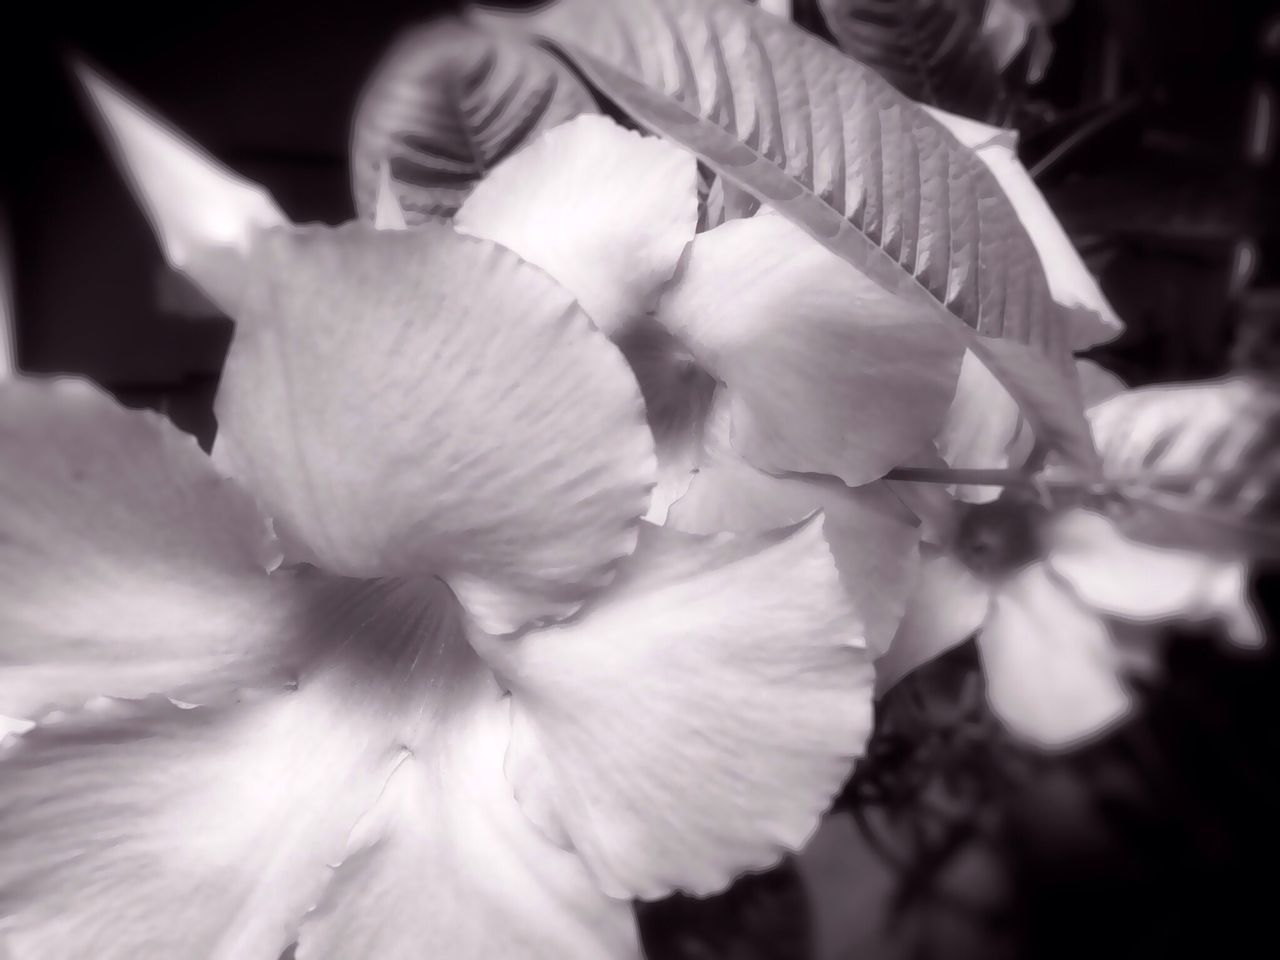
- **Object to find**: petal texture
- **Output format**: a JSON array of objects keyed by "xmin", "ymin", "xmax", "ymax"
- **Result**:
[
  {"xmin": 216, "ymin": 222, "xmax": 655, "ymax": 633},
  {"xmin": 875, "ymin": 550, "xmax": 989, "ymax": 693},
  {"xmin": 656, "ymin": 212, "xmax": 965, "ymax": 486},
  {"xmin": 0, "ymin": 378, "xmax": 290, "ymax": 720},
  {"xmin": 668, "ymin": 391, "xmax": 921, "ymax": 654},
  {"xmin": 295, "ymin": 690, "xmax": 639, "ymax": 960},
  {"xmin": 979, "ymin": 565, "xmax": 1132, "ymax": 749},
  {"xmin": 456, "ymin": 115, "xmax": 698, "ymax": 338},
  {"xmin": 0, "ymin": 575, "xmax": 525, "ymax": 959},
  {"xmin": 0, "ymin": 692, "xmax": 396, "ymax": 960},
  {"xmin": 490, "ymin": 520, "xmax": 874, "ymax": 900}
]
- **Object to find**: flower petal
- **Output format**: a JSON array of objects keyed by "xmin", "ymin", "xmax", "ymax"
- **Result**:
[
  {"xmin": 0, "ymin": 378, "xmax": 293, "ymax": 720},
  {"xmin": 655, "ymin": 211, "xmax": 966, "ymax": 486},
  {"xmin": 76, "ymin": 62, "xmax": 287, "ymax": 316},
  {"xmin": 924, "ymin": 106, "xmax": 1124, "ymax": 351},
  {"xmin": 295, "ymin": 692, "xmax": 639, "ymax": 960},
  {"xmin": 1076, "ymin": 358, "xmax": 1126, "ymax": 408},
  {"xmin": 613, "ymin": 319, "xmax": 718, "ymax": 524},
  {"xmin": 373, "ymin": 164, "xmax": 409, "ymax": 231},
  {"xmin": 936, "ymin": 349, "xmax": 1035, "ymax": 502},
  {"xmin": 0, "ymin": 573, "xmax": 509, "ymax": 958},
  {"xmin": 875, "ymin": 550, "xmax": 989, "ymax": 693},
  {"xmin": 980, "ymin": 564, "xmax": 1132, "ymax": 749},
  {"xmin": 1047, "ymin": 509, "xmax": 1259, "ymax": 641},
  {"xmin": 488, "ymin": 519, "xmax": 873, "ymax": 900},
  {"xmin": 0, "ymin": 715, "xmax": 32, "ymax": 744},
  {"xmin": 668, "ymin": 390, "xmax": 921, "ymax": 654},
  {"xmin": 0, "ymin": 692, "xmax": 394, "ymax": 959},
  {"xmin": 215, "ymin": 222, "xmax": 655, "ymax": 634},
  {"xmin": 455, "ymin": 115, "xmax": 698, "ymax": 338}
]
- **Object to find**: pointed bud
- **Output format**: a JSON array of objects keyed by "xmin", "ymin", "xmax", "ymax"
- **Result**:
[{"xmin": 74, "ymin": 59, "xmax": 288, "ymax": 316}]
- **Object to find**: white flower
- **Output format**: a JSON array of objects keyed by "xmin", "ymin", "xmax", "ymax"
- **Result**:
[
  {"xmin": 878, "ymin": 373, "xmax": 1264, "ymax": 751},
  {"xmin": 0, "ymin": 74, "xmax": 880, "ymax": 959},
  {"xmin": 443, "ymin": 113, "xmax": 976, "ymax": 655}
]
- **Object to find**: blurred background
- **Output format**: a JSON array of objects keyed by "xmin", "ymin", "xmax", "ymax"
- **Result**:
[{"xmin": 3, "ymin": 1, "xmax": 1277, "ymax": 958}]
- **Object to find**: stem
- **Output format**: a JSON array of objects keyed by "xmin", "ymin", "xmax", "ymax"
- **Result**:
[
  {"xmin": 885, "ymin": 466, "xmax": 1036, "ymax": 486},
  {"xmin": 886, "ymin": 465, "xmax": 1234, "ymax": 490}
]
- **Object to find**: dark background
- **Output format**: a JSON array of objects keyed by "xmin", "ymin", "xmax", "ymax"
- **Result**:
[
  {"xmin": 3, "ymin": 0, "xmax": 466, "ymax": 438},
  {"xmin": 4, "ymin": 2, "xmax": 1278, "ymax": 958}
]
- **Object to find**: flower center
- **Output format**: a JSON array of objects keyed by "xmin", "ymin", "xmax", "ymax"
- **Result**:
[
  {"xmin": 289, "ymin": 571, "xmax": 488, "ymax": 717},
  {"xmin": 953, "ymin": 499, "xmax": 1047, "ymax": 581},
  {"xmin": 616, "ymin": 315, "xmax": 718, "ymax": 441}
]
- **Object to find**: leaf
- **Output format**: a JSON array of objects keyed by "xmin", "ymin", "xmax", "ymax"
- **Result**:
[
  {"xmin": 489, "ymin": 0, "xmax": 1097, "ymax": 468},
  {"xmin": 350, "ymin": 17, "xmax": 599, "ymax": 222},
  {"xmin": 816, "ymin": 0, "xmax": 1010, "ymax": 122},
  {"xmin": 1089, "ymin": 376, "xmax": 1280, "ymax": 559}
]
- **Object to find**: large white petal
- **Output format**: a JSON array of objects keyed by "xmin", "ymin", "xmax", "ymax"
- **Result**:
[
  {"xmin": 295, "ymin": 690, "xmax": 639, "ymax": 960},
  {"xmin": 655, "ymin": 211, "xmax": 965, "ymax": 486},
  {"xmin": 925, "ymin": 106, "xmax": 1123, "ymax": 351},
  {"xmin": 0, "ymin": 690, "xmax": 395, "ymax": 960},
  {"xmin": 215, "ymin": 221, "xmax": 655, "ymax": 634},
  {"xmin": 0, "ymin": 576, "xmax": 529, "ymax": 959},
  {"xmin": 488, "ymin": 520, "xmax": 873, "ymax": 900},
  {"xmin": 456, "ymin": 115, "xmax": 698, "ymax": 338},
  {"xmin": 979, "ymin": 564, "xmax": 1132, "ymax": 749},
  {"xmin": 0, "ymin": 378, "xmax": 293, "ymax": 720},
  {"xmin": 76, "ymin": 63, "xmax": 286, "ymax": 316},
  {"xmin": 875, "ymin": 550, "xmax": 990, "ymax": 693}
]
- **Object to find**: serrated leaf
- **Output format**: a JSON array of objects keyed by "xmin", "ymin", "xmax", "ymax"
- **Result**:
[
  {"xmin": 351, "ymin": 17, "xmax": 599, "ymax": 222},
  {"xmin": 1090, "ymin": 377, "xmax": 1280, "ymax": 559},
  {"xmin": 817, "ymin": 0, "xmax": 1010, "ymax": 122},
  {"xmin": 489, "ymin": 0, "xmax": 1096, "ymax": 468}
]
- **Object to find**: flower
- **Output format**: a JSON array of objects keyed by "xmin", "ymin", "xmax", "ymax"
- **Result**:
[
  {"xmin": 876, "ymin": 498, "xmax": 1135, "ymax": 749},
  {"xmin": 443, "ymin": 102, "xmax": 1136, "ymax": 664},
  {"xmin": 73, "ymin": 65, "xmax": 1120, "ymax": 667},
  {"xmin": 0, "ymin": 74, "xmax": 880, "ymax": 958},
  {"xmin": 876, "ymin": 391, "xmax": 1264, "ymax": 751},
  {"xmin": 442, "ymin": 113, "xmax": 970, "ymax": 654}
]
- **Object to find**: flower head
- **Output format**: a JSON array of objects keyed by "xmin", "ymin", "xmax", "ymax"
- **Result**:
[
  {"xmin": 877, "ymin": 380, "xmax": 1266, "ymax": 751},
  {"xmin": 0, "ymin": 71, "xmax": 881, "ymax": 958}
]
